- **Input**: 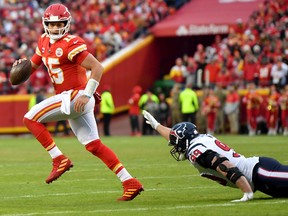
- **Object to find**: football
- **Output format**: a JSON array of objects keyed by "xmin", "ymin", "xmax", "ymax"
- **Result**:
[{"xmin": 9, "ymin": 59, "xmax": 32, "ymax": 85}]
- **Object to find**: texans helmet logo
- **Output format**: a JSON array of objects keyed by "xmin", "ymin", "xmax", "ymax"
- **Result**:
[{"xmin": 170, "ymin": 123, "xmax": 187, "ymax": 139}]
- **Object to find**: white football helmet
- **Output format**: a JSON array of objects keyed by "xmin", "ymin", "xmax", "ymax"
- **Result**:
[{"xmin": 42, "ymin": 3, "xmax": 72, "ymax": 40}]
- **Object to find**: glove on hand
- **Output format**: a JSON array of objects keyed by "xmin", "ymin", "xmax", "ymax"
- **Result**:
[
  {"xmin": 142, "ymin": 110, "xmax": 160, "ymax": 130},
  {"xmin": 231, "ymin": 192, "xmax": 253, "ymax": 202}
]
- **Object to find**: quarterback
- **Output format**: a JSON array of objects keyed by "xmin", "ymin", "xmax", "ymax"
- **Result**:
[
  {"xmin": 12, "ymin": 3, "xmax": 143, "ymax": 201},
  {"xmin": 143, "ymin": 110, "xmax": 288, "ymax": 202}
]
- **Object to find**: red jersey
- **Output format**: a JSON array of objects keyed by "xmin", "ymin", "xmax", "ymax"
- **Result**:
[
  {"xmin": 215, "ymin": 71, "xmax": 232, "ymax": 88},
  {"xmin": 226, "ymin": 92, "xmax": 239, "ymax": 103},
  {"xmin": 243, "ymin": 62, "xmax": 259, "ymax": 82},
  {"xmin": 246, "ymin": 91, "xmax": 263, "ymax": 109},
  {"xmin": 204, "ymin": 63, "xmax": 221, "ymax": 83},
  {"xmin": 267, "ymin": 92, "xmax": 280, "ymax": 112},
  {"xmin": 31, "ymin": 33, "xmax": 89, "ymax": 94},
  {"xmin": 128, "ymin": 93, "xmax": 141, "ymax": 115},
  {"xmin": 202, "ymin": 95, "xmax": 220, "ymax": 114},
  {"xmin": 279, "ymin": 93, "xmax": 288, "ymax": 110},
  {"xmin": 258, "ymin": 64, "xmax": 271, "ymax": 87}
]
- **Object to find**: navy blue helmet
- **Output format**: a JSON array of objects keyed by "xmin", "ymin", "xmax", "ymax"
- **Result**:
[{"xmin": 169, "ymin": 122, "xmax": 199, "ymax": 161}]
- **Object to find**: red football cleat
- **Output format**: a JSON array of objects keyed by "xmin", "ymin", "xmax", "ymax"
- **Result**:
[
  {"xmin": 117, "ymin": 178, "xmax": 144, "ymax": 201},
  {"xmin": 45, "ymin": 155, "xmax": 73, "ymax": 184}
]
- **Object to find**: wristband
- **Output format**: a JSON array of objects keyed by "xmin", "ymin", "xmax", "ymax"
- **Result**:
[{"xmin": 84, "ymin": 79, "xmax": 99, "ymax": 98}]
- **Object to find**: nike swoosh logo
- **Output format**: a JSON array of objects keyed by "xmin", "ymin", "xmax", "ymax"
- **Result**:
[{"xmin": 73, "ymin": 40, "xmax": 78, "ymax": 44}]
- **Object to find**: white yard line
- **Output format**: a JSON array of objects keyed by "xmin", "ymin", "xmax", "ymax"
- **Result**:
[
  {"xmin": 3, "ymin": 185, "xmax": 217, "ymax": 200},
  {"xmin": 1, "ymin": 200, "xmax": 288, "ymax": 216}
]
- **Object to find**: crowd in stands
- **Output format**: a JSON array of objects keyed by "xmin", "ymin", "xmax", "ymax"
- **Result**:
[
  {"xmin": 137, "ymin": 0, "xmax": 288, "ymax": 136},
  {"xmin": 168, "ymin": 0, "xmax": 288, "ymax": 90},
  {"xmin": 0, "ymin": 0, "xmax": 186, "ymax": 95}
]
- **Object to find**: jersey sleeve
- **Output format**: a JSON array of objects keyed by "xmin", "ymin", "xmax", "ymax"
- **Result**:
[
  {"xmin": 31, "ymin": 53, "xmax": 42, "ymax": 67},
  {"xmin": 31, "ymin": 36, "xmax": 44, "ymax": 66},
  {"xmin": 67, "ymin": 36, "xmax": 89, "ymax": 63}
]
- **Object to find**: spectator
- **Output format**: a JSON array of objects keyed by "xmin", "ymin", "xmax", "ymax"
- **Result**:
[
  {"xmin": 128, "ymin": 85, "xmax": 142, "ymax": 136},
  {"xmin": 214, "ymin": 83, "xmax": 226, "ymax": 134},
  {"xmin": 266, "ymin": 85, "xmax": 280, "ymax": 135},
  {"xmin": 158, "ymin": 92, "xmax": 170, "ymax": 127},
  {"xmin": 271, "ymin": 56, "xmax": 288, "ymax": 89},
  {"xmin": 231, "ymin": 49, "xmax": 244, "ymax": 87},
  {"xmin": 139, "ymin": 89, "xmax": 159, "ymax": 135},
  {"xmin": 219, "ymin": 47, "xmax": 234, "ymax": 71},
  {"xmin": 243, "ymin": 82, "xmax": 263, "ymax": 136},
  {"xmin": 142, "ymin": 94, "xmax": 159, "ymax": 135},
  {"xmin": 100, "ymin": 85, "xmax": 115, "ymax": 136},
  {"xmin": 170, "ymin": 83, "xmax": 182, "ymax": 126},
  {"xmin": 224, "ymin": 85, "xmax": 240, "ymax": 134},
  {"xmin": 196, "ymin": 87, "xmax": 209, "ymax": 133},
  {"xmin": 258, "ymin": 57, "xmax": 272, "ymax": 87},
  {"xmin": 169, "ymin": 57, "xmax": 187, "ymax": 84},
  {"xmin": 185, "ymin": 57, "xmax": 197, "ymax": 87},
  {"xmin": 204, "ymin": 55, "xmax": 221, "ymax": 89},
  {"xmin": 193, "ymin": 43, "xmax": 206, "ymax": 67},
  {"xmin": 215, "ymin": 67, "xmax": 232, "ymax": 89},
  {"xmin": 193, "ymin": 43, "xmax": 206, "ymax": 88},
  {"xmin": 243, "ymin": 53, "xmax": 259, "ymax": 86},
  {"xmin": 103, "ymin": 26, "xmax": 123, "ymax": 54},
  {"xmin": 279, "ymin": 85, "xmax": 288, "ymax": 136},
  {"xmin": 201, "ymin": 88, "xmax": 221, "ymax": 134},
  {"xmin": 0, "ymin": 69, "xmax": 8, "ymax": 95}
]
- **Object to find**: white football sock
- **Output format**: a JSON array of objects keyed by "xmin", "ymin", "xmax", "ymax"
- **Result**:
[
  {"xmin": 48, "ymin": 146, "xmax": 63, "ymax": 159},
  {"xmin": 117, "ymin": 168, "xmax": 132, "ymax": 182}
]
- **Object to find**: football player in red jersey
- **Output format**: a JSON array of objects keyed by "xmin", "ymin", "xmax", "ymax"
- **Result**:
[
  {"xmin": 201, "ymin": 88, "xmax": 221, "ymax": 134},
  {"xmin": 266, "ymin": 85, "xmax": 280, "ymax": 135},
  {"xmin": 12, "ymin": 3, "xmax": 143, "ymax": 201},
  {"xmin": 143, "ymin": 110, "xmax": 288, "ymax": 202},
  {"xmin": 279, "ymin": 85, "xmax": 288, "ymax": 135},
  {"xmin": 243, "ymin": 82, "xmax": 263, "ymax": 135}
]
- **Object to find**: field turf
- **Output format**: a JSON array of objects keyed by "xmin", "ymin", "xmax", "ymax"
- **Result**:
[{"xmin": 0, "ymin": 135, "xmax": 288, "ymax": 216}]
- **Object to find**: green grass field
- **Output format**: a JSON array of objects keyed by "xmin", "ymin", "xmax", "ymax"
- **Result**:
[{"xmin": 0, "ymin": 135, "xmax": 288, "ymax": 216}]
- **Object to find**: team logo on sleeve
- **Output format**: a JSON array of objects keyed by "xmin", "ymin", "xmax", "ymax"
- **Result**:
[{"xmin": 56, "ymin": 48, "xmax": 63, "ymax": 57}]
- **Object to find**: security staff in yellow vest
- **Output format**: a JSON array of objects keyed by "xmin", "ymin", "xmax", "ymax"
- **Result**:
[
  {"xmin": 179, "ymin": 83, "xmax": 199, "ymax": 124},
  {"xmin": 100, "ymin": 85, "xmax": 115, "ymax": 136}
]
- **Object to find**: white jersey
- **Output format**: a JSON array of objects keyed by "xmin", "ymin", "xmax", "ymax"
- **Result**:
[{"xmin": 186, "ymin": 134, "xmax": 259, "ymax": 189}]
